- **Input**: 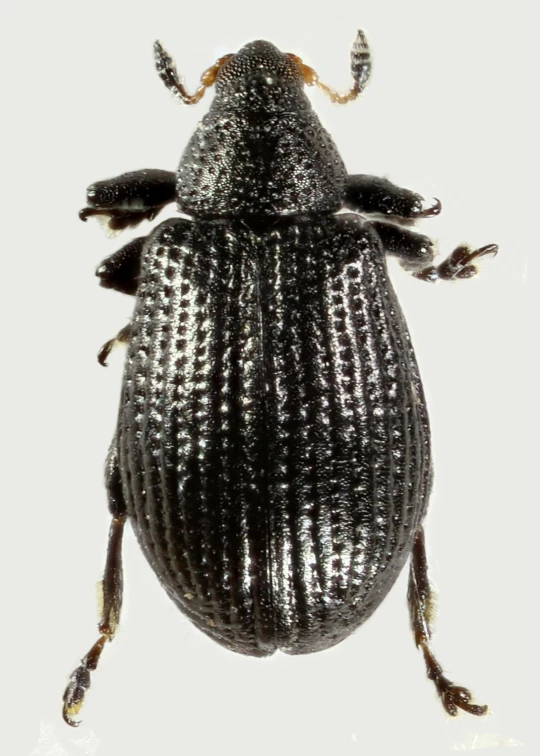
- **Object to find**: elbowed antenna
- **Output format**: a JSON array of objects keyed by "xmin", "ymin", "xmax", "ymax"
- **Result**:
[
  {"xmin": 154, "ymin": 41, "xmax": 233, "ymax": 105},
  {"xmin": 290, "ymin": 30, "xmax": 372, "ymax": 104}
]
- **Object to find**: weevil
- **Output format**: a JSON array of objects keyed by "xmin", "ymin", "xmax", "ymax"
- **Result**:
[{"xmin": 63, "ymin": 31, "xmax": 497, "ymax": 725}]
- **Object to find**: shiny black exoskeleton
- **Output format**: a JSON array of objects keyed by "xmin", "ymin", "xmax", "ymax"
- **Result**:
[{"xmin": 63, "ymin": 32, "xmax": 497, "ymax": 726}]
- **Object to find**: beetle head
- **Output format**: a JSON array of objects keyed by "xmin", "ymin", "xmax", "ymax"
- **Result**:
[{"xmin": 214, "ymin": 41, "xmax": 309, "ymax": 113}]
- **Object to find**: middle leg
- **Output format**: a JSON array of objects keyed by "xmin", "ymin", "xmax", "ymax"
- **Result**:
[
  {"xmin": 98, "ymin": 324, "xmax": 131, "ymax": 367},
  {"xmin": 370, "ymin": 220, "xmax": 498, "ymax": 281},
  {"xmin": 96, "ymin": 236, "xmax": 145, "ymax": 295},
  {"xmin": 95, "ymin": 236, "xmax": 145, "ymax": 364}
]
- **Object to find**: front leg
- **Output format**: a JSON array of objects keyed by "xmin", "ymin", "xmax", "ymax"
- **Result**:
[
  {"xmin": 344, "ymin": 174, "xmax": 441, "ymax": 221},
  {"xmin": 80, "ymin": 169, "xmax": 176, "ymax": 232},
  {"xmin": 370, "ymin": 220, "xmax": 498, "ymax": 281}
]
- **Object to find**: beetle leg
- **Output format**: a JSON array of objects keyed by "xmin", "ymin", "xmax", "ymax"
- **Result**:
[
  {"xmin": 412, "ymin": 243, "xmax": 499, "ymax": 282},
  {"xmin": 344, "ymin": 174, "xmax": 441, "ymax": 222},
  {"xmin": 372, "ymin": 220, "xmax": 498, "ymax": 281},
  {"xmin": 370, "ymin": 220, "xmax": 437, "ymax": 267},
  {"xmin": 95, "ymin": 233, "xmax": 143, "ymax": 366},
  {"xmin": 62, "ymin": 516, "xmax": 126, "ymax": 727},
  {"xmin": 80, "ymin": 169, "xmax": 176, "ymax": 233},
  {"xmin": 98, "ymin": 324, "xmax": 131, "ymax": 367},
  {"xmin": 408, "ymin": 527, "xmax": 488, "ymax": 717},
  {"xmin": 63, "ymin": 445, "xmax": 127, "ymax": 727},
  {"xmin": 96, "ymin": 236, "xmax": 145, "ymax": 296}
]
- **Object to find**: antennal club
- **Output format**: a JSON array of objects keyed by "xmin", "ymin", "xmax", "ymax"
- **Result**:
[
  {"xmin": 291, "ymin": 29, "xmax": 372, "ymax": 104},
  {"xmin": 154, "ymin": 41, "xmax": 233, "ymax": 105}
]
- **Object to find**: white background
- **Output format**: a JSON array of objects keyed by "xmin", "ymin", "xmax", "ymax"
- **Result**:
[{"xmin": 2, "ymin": 0, "xmax": 538, "ymax": 754}]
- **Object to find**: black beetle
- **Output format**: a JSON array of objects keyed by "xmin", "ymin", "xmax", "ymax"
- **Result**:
[{"xmin": 63, "ymin": 31, "xmax": 496, "ymax": 726}]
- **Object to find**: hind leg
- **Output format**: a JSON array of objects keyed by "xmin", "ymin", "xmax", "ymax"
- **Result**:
[
  {"xmin": 62, "ymin": 443, "xmax": 127, "ymax": 727},
  {"xmin": 408, "ymin": 527, "xmax": 488, "ymax": 716}
]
